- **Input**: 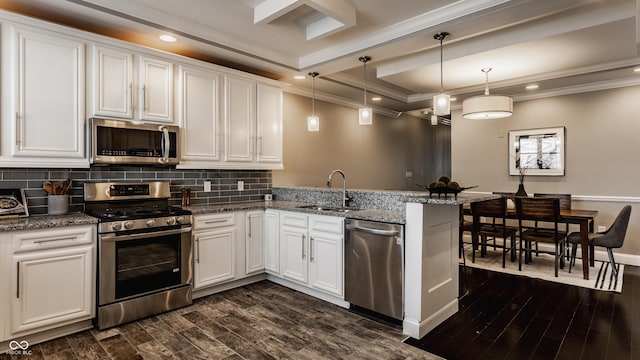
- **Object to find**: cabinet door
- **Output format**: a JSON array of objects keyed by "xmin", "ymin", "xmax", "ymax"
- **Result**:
[
  {"xmin": 280, "ymin": 226, "xmax": 308, "ymax": 284},
  {"xmin": 264, "ymin": 210, "xmax": 280, "ymax": 274},
  {"xmin": 138, "ymin": 56, "xmax": 174, "ymax": 123},
  {"xmin": 90, "ymin": 45, "xmax": 133, "ymax": 118},
  {"xmin": 245, "ymin": 210, "xmax": 264, "ymax": 275},
  {"xmin": 179, "ymin": 65, "xmax": 221, "ymax": 163},
  {"xmin": 224, "ymin": 75, "xmax": 255, "ymax": 162},
  {"xmin": 11, "ymin": 245, "xmax": 94, "ymax": 335},
  {"xmin": 193, "ymin": 228, "xmax": 235, "ymax": 289},
  {"xmin": 256, "ymin": 84, "xmax": 283, "ymax": 166},
  {"xmin": 8, "ymin": 25, "xmax": 86, "ymax": 163},
  {"xmin": 309, "ymin": 231, "xmax": 344, "ymax": 297},
  {"xmin": 309, "ymin": 215, "xmax": 344, "ymax": 297}
]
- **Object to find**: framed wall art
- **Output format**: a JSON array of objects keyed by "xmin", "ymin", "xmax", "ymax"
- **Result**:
[{"xmin": 509, "ymin": 127, "xmax": 565, "ymax": 176}]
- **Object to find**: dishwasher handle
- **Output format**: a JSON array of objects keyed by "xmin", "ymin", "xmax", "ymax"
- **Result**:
[{"xmin": 346, "ymin": 224, "xmax": 400, "ymax": 237}]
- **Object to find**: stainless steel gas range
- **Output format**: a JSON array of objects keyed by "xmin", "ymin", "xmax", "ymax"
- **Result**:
[{"xmin": 84, "ymin": 181, "xmax": 192, "ymax": 330}]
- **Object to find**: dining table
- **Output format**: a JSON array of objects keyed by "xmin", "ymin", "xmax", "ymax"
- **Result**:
[{"xmin": 463, "ymin": 205, "xmax": 598, "ymax": 280}]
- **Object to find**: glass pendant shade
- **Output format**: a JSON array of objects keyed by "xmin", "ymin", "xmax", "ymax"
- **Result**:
[
  {"xmin": 433, "ymin": 93, "xmax": 450, "ymax": 116},
  {"xmin": 307, "ymin": 115, "xmax": 319, "ymax": 131},
  {"xmin": 359, "ymin": 107, "xmax": 372, "ymax": 125},
  {"xmin": 358, "ymin": 56, "xmax": 372, "ymax": 125},
  {"xmin": 307, "ymin": 72, "xmax": 320, "ymax": 131}
]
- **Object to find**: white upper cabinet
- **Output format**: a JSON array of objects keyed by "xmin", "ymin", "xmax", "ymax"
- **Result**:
[
  {"xmin": 138, "ymin": 56, "xmax": 173, "ymax": 122},
  {"xmin": 256, "ymin": 83, "xmax": 283, "ymax": 166},
  {"xmin": 178, "ymin": 64, "xmax": 221, "ymax": 163},
  {"xmin": 89, "ymin": 45, "xmax": 133, "ymax": 119},
  {"xmin": 224, "ymin": 75, "xmax": 255, "ymax": 163},
  {"xmin": 89, "ymin": 44, "xmax": 174, "ymax": 124},
  {"xmin": 0, "ymin": 23, "xmax": 88, "ymax": 167}
]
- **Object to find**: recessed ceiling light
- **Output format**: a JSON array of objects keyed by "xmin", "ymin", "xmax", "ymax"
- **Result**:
[
  {"xmin": 450, "ymin": 96, "xmax": 457, "ymax": 102},
  {"xmin": 634, "ymin": 67, "xmax": 640, "ymax": 73},
  {"xmin": 371, "ymin": 97, "xmax": 382, "ymax": 101},
  {"xmin": 526, "ymin": 84, "xmax": 539, "ymax": 90},
  {"xmin": 293, "ymin": 75, "xmax": 306, "ymax": 80},
  {"xmin": 159, "ymin": 34, "xmax": 177, "ymax": 42}
]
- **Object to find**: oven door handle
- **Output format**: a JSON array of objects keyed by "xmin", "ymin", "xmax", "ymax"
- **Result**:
[{"xmin": 100, "ymin": 227, "xmax": 192, "ymax": 242}]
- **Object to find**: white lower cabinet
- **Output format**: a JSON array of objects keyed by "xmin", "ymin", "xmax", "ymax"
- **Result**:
[
  {"xmin": 3, "ymin": 225, "xmax": 95, "ymax": 339},
  {"xmin": 193, "ymin": 213, "xmax": 236, "ymax": 289},
  {"xmin": 277, "ymin": 211, "xmax": 344, "ymax": 298},
  {"xmin": 264, "ymin": 209, "xmax": 280, "ymax": 274},
  {"xmin": 192, "ymin": 210, "xmax": 264, "ymax": 291},
  {"xmin": 245, "ymin": 210, "xmax": 265, "ymax": 275}
]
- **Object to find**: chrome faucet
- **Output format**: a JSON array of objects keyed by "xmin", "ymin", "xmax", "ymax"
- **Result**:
[{"xmin": 327, "ymin": 169, "xmax": 350, "ymax": 208}]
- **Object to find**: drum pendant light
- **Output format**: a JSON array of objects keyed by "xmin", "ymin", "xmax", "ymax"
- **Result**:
[
  {"xmin": 358, "ymin": 56, "xmax": 372, "ymax": 125},
  {"xmin": 307, "ymin": 72, "xmax": 319, "ymax": 131},
  {"xmin": 433, "ymin": 32, "xmax": 450, "ymax": 116},
  {"xmin": 462, "ymin": 68, "xmax": 513, "ymax": 119}
]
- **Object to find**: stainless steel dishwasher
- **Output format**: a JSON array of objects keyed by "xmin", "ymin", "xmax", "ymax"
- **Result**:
[{"xmin": 345, "ymin": 219, "xmax": 404, "ymax": 320}]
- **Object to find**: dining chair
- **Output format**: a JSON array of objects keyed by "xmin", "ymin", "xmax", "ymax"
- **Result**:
[
  {"xmin": 567, "ymin": 205, "xmax": 631, "ymax": 277},
  {"xmin": 534, "ymin": 193, "xmax": 572, "ymax": 259},
  {"xmin": 471, "ymin": 197, "xmax": 517, "ymax": 268},
  {"xmin": 516, "ymin": 197, "xmax": 567, "ymax": 277}
]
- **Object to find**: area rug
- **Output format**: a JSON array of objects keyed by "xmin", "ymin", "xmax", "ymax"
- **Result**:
[{"xmin": 461, "ymin": 243, "xmax": 624, "ymax": 293}]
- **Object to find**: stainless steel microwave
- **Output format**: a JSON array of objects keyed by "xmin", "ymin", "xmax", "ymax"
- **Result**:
[{"xmin": 90, "ymin": 118, "xmax": 180, "ymax": 165}]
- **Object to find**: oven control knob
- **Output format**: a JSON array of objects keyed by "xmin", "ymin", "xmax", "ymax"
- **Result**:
[
  {"xmin": 146, "ymin": 219, "xmax": 156, "ymax": 227},
  {"xmin": 176, "ymin": 216, "xmax": 185, "ymax": 224},
  {"xmin": 166, "ymin": 217, "xmax": 176, "ymax": 225},
  {"xmin": 111, "ymin": 223, "xmax": 122, "ymax": 231},
  {"xmin": 124, "ymin": 221, "xmax": 134, "ymax": 230}
]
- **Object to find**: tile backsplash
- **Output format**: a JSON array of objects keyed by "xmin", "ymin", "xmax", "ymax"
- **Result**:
[{"xmin": 1, "ymin": 167, "xmax": 272, "ymax": 215}]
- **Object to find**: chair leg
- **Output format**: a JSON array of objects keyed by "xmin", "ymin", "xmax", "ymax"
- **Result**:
[
  {"xmin": 554, "ymin": 243, "xmax": 559, "ymax": 277},
  {"xmin": 569, "ymin": 243, "xmax": 577, "ymax": 273},
  {"xmin": 519, "ymin": 237, "xmax": 523, "ymax": 271},
  {"xmin": 607, "ymin": 248, "xmax": 618, "ymax": 277}
]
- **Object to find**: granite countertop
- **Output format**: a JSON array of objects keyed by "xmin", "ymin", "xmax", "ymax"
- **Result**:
[
  {"xmin": 0, "ymin": 213, "xmax": 98, "ymax": 232},
  {"xmin": 187, "ymin": 200, "xmax": 405, "ymax": 224},
  {"xmin": 403, "ymin": 192, "xmax": 501, "ymax": 205}
]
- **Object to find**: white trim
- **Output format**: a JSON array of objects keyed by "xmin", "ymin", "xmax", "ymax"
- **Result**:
[{"xmin": 466, "ymin": 191, "xmax": 640, "ymax": 204}]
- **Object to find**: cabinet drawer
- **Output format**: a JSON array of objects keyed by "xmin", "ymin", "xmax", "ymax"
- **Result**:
[
  {"xmin": 310, "ymin": 215, "xmax": 344, "ymax": 235},
  {"xmin": 12, "ymin": 226, "xmax": 94, "ymax": 253},
  {"xmin": 194, "ymin": 213, "xmax": 235, "ymax": 230},
  {"xmin": 280, "ymin": 211, "xmax": 308, "ymax": 228}
]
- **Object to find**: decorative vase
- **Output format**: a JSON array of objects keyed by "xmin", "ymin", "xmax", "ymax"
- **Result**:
[
  {"xmin": 48, "ymin": 194, "xmax": 69, "ymax": 215},
  {"xmin": 515, "ymin": 183, "xmax": 528, "ymax": 197}
]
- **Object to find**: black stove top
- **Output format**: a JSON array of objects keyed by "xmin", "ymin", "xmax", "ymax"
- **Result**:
[{"xmin": 87, "ymin": 205, "xmax": 191, "ymax": 222}]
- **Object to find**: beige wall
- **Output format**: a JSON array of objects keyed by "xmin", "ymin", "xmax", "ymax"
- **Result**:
[
  {"xmin": 452, "ymin": 86, "xmax": 640, "ymax": 258},
  {"xmin": 273, "ymin": 92, "xmax": 450, "ymax": 190}
]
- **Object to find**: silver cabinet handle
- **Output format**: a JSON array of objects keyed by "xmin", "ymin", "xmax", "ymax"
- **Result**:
[
  {"xmin": 195, "ymin": 238, "xmax": 200, "ymax": 263},
  {"xmin": 247, "ymin": 217, "xmax": 252, "ymax": 238},
  {"xmin": 257, "ymin": 136, "xmax": 263, "ymax": 156},
  {"xmin": 310, "ymin": 236, "xmax": 314, "ymax": 262},
  {"xmin": 142, "ymin": 85, "xmax": 147, "ymax": 111},
  {"xmin": 15, "ymin": 112, "xmax": 20, "ymax": 146},
  {"xmin": 161, "ymin": 127, "xmax": 170, "ymax": 161},
  {"xmin": 204, "ymin": 219, "xmax": 228, "ymax": 224},
  {"xmin": 301, "ymin": 234, "xmax": 306, "ymax": 259},
  {"xmin": 16, "ymin": 262, "xmax": 20, "ymax": 299},
  {"xmin": 128, "ymin": 83, "xmax": 133, "ymax": 111},
  {"xmin": 33, "ymin": 237, "xmax": 76, "ymax": 244},
  {"xmin": 346, "ymin": 224, "xmax": 400, "ymax": 237}
]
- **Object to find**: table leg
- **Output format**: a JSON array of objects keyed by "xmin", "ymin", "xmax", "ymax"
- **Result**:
[{"xmin": 580, "ymin": 219, "xmax": 589, "ymax": 280}]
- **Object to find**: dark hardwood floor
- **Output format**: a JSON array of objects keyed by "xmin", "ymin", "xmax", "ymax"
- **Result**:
[{"xmin": 405, "ymin": 264, "xmax": 640, "ymax": 359}]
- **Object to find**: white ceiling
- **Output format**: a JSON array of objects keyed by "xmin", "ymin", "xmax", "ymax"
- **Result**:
[{"xmin": 2, "ymin": 0, "xmax": 640, "ymax": 118}]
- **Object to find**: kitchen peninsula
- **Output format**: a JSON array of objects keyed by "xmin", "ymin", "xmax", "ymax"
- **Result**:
[{"xmin": 271, "ymin": 187, "xmax": 498, "ymax": 339}]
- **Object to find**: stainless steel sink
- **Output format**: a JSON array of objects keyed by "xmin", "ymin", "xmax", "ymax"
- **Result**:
[{"xmin": 297, "ymin": 204, "xmax": 361, "ymax": 213}]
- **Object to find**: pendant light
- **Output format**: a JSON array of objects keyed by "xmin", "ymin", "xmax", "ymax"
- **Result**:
[
  {"xmin": 358, "ymin": 56, "xmax": 372, "ymax": 125},
  {"xmin": 433, "ymin": 32, "xmax": 450, "ymax": 116},
  {"xmin": 462, "ymin": 68, "xmax": 513, "ymax": 119},
  {"xmin": 307, "ymin": 72, "xmax": 319, "ymax": 132}
]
